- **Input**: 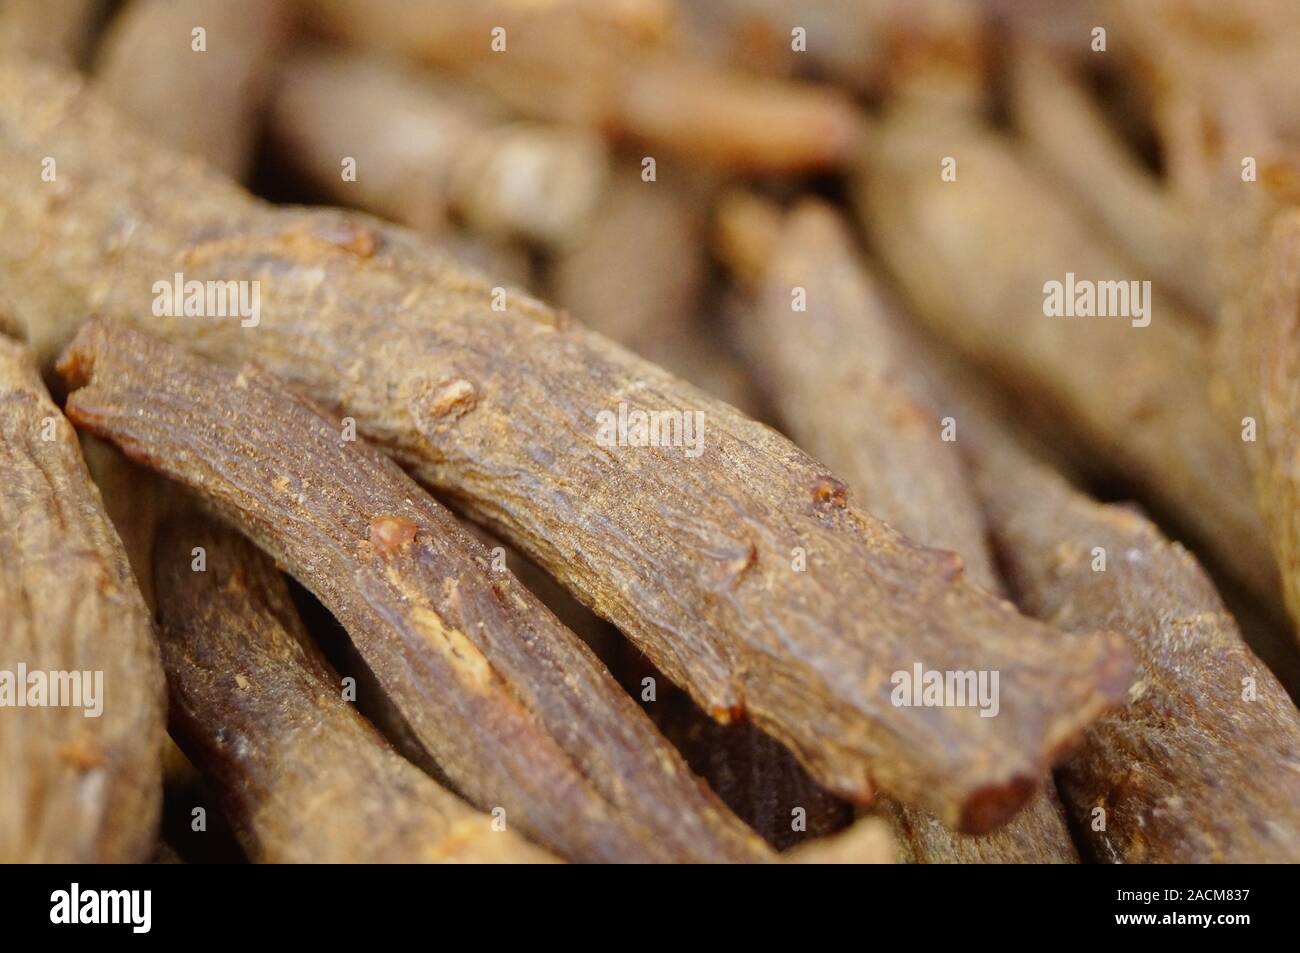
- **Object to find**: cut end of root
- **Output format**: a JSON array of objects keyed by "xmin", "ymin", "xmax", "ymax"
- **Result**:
[
  {"xmin": 708, "ymin": 703, "xmax": 746, "ymax": 726},
  {"xmin": 54, "ymin": 317, "xmax": 108, "ymax": 389},
  {"xmin": 958, "ymin": 775, "xmax": 1038, "ymax": 834}
]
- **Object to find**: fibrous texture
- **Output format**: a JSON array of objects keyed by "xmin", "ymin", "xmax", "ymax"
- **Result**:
[
  {"xmin": 720, "ymin": 196, "xmax": 1078, "ymax": 862},
  {"xmin": 6, "ymin": 62, "xmax": 1132, "ymax": 831},
  {"xmin": 153, "ymin": 511, "xmax": 558, "ymax": 863},
  {"xmin": 60, "ymin": 318, "xmax": 771, "ymax": 864},
  {"xmin": 969, "ymin": 403, "xmax": 1300, "ymax": 862},
  {"xmin": 0, "ymin": 336, "xmax": 164, "ymax": 862}
]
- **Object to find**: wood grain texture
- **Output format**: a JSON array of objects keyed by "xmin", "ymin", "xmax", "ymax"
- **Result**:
[
  {"xmin": 3, "ymin": 62, "xmax": 1134, "ymax": 830},
  {"xmin": 0, "ymin": 336, "xmax": 164, "ymax": 862},
  {"xmin": 60, "ymin": 318, "xmax": 771, "ymax": 864},
  {"xmin": 153, "ymin": 511, "xmax": 558, "ymax": 863},
  {"xmin": 737, "ymin": 199, "xmax": 999, "ymax": 591},
  {"xmin": 968, "ymin": 403, "xmax": 1300, "ymax": 862},
  {"xmin": 721, "ymin": 197, "xmax": 1077, "ymax": 862}
]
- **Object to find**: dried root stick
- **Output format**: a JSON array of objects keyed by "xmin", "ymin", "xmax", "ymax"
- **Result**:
[
  {"xmin": 269, "ymin": 48, "xmax": 608, "ymax": 246},
  {"xmin": 4, "ymin": 64, "xmax": 1133, "ymax": 829},
  {"xmin": 153, "ymin": 511, "xmax": 558, "ymax": 863},
  {"xmin": 857, "ymin": 112, "xmax": 1277, "ymax": 608},
  {"xmin": 299, "ymin": 0, "xmax": 865, "ymax": 171},
  {"xmin": 0, "ymin": 336, "xmax": 164, "ymax": 862},
  {"xmin": 1009, "ymin": 46, "xmax": 1217, "ymax": 317},
  {"xmin": 59, "ymin": 318, "xmax": 772, "ymax": 864},
  {"xmin": 94, "ymin": 0, "xmax": 289, "ymax": 179},
  {"xmin": 728, "ymin": 197, "xmax": 999, "ymax": 591},
  {"xmin": 1146, "ymin": 74, "xmax": 1300, "ymax": 605},
  {"xmin": 77, "ymin": 434, "xmax": 178, "ymax": 613},
  {"xmin": 1219, "ymin": 209, "xmax": 1300, "ymax": 647},
  {"xmin": 551, "ymin": 166, "xmax": 758, "ymax": 411},
  {"xmin": 966, "ymin": 403, "xmax": 1300, "ymax": 862},
  {"xmin": 77, "ymin": 437, "xmax": 200, "ymax": 790},
  {"xmin": 718, "ymin": 195, "xmax": 1078, "ymax": 863}
]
